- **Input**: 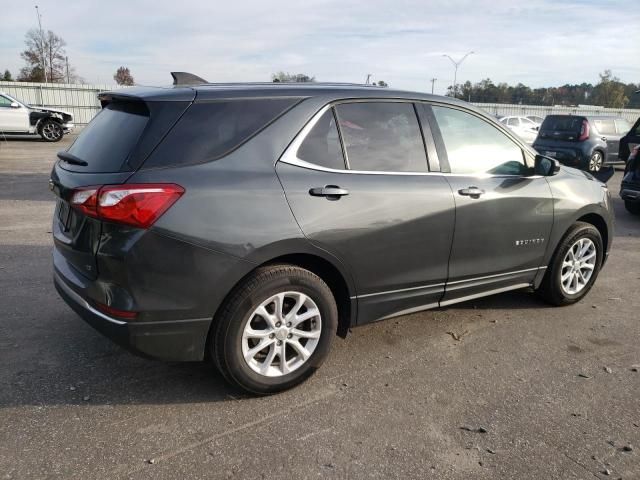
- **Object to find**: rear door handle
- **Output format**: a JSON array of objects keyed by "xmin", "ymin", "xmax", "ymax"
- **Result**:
[
  {"xmin": 458, "ymin": 186, "xmax": 485, "ymax": 199},
  {"xmin": 309, "ymin": 185, "xmax": 349, "ymax": 199}
]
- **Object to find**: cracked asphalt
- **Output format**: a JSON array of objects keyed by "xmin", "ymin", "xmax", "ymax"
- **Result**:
[{"xmin": 1, "ymin": 134, "xmax": 639, "ymax": 479}]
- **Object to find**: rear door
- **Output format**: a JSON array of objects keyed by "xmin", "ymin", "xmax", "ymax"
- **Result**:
[
  {"xmin": 427, "ymin": 105, "xmax": 554, "ymax": 304},
  {"xmin": 277, "ymin": 101, "xmax": 456, "ymax": 323},
  {"xmin": 592, "ymin": 118, "xmax": 619, "ymax": 161}
]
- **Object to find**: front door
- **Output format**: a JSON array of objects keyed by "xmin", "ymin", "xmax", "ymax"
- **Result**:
[
  {"xmin": 427, "ymin": 105, "xmax": 554, "ymax": 304},
  {"xmin": 0, "ymin": 95, "xmax": 29, "ymax": 132},
  {"xmin": 277, "ymin": 101, "xmax": 456, "ymax": 323}
]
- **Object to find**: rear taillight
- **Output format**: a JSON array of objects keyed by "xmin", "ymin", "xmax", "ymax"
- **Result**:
[
  {"xmin": 578, "ymin": 119, "xmax": 590, "ymax": 141},
  {"xmin": 70, "ymin": 183, "xmax": 184, "ymax": 228}
]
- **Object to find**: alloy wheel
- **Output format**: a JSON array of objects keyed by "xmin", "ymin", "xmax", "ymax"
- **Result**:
[
  {"xmin": 42, "ymin": 122, "xmax": 63, "ymax": 141},
  {"xmin": 242, "ymin": 291, "xmax": 322, "ymax": 377},
  {"xmin": 588, "ymin": 152, "xmax": 603, "ymax": 172},
  {"xmin": 560, "ymin": 238, "xmax": 597, "ymax": 295}
]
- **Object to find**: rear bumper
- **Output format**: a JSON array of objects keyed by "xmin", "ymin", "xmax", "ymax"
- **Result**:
[
  {"xmin": 54, "ymin": 269, "xmax": 212, "ymax": 361},
  {"xmin": 534, "ymin": 146, "xmax": 586, "ymax": 169}
]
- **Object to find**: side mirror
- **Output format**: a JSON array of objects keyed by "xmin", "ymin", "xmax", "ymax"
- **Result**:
[
  {"xmin": 10, "ymin": 102, "xmax": 20, "ymax": 108},
  {"xmin": 534, "ymin": 154, "xmax": 561, "ymax": 176}
]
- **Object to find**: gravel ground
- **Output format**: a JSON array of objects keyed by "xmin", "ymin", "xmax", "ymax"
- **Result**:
[{"xmin": 0, "ymin": 134, "xmax": 638, "ymax": 479}]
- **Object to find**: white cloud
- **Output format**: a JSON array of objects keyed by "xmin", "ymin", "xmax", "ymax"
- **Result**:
[{"xmin": 1, "ymin": 0, "xmax": 638, "ymax": 93}]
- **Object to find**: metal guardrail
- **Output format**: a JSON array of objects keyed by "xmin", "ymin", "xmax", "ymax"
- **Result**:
[
  {"xmin": 3, "ymin": 81, "xmax": 640, "ymax": 125},
  {"xmin": 473, "ymin": 102, "xmax": 640, "ymax": 122}
]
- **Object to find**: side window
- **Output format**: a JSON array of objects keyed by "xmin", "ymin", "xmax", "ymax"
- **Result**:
[
  {"xmin": 296, "ymin": 109, "xmax": 345, "ymax": 170},
  {"xmin": 0, "ymin": 96, "xmax": 13, "ymax": 107},
  {"xmin": 335, "ymin": 102, "xmax": 427, "ymax": 172},
  {"xmin": 507, "ymin": 117, "xmax": 519, "ymax": 127},
  {"xmin": 614, "ymin": 119, "xmax": 631, "ymax": 134},
  {"xmin": 432, "ymin": 106, "xmax": 527, "ymax": 175},
  {"xmin": 593, "ymin": 119, "xmax": 616, "ymax": 136}
]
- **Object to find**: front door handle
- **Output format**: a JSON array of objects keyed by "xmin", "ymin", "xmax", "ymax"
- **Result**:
[
  {"xmin": 309, "ymin": 185, "xmax": 349, "ymax": 200},
  {"xmin": 458, "ymin": 186, "xmax": 485, "ymax": 199}
]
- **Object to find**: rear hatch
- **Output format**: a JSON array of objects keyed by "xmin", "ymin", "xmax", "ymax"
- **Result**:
[
  {"xmin": 536, "ymin": 115, "xmax": 585, "ymax": 143},
  {"xmin": 51, "ymin": 90, "xmax": 193, "ymax": 279}
]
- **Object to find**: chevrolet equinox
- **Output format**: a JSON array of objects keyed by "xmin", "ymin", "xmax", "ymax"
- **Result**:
[{"xmin": 52, "ymin": 78, "xmax": 614, "ymax": 394}]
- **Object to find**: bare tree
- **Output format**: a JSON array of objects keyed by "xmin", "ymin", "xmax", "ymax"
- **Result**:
[
  {"xmin": 113, "ymin": 66, "xmax": 135, "ymax": 86},
  {"xmin": 18, "ymin": 29, "xmax": 80, "ymax": 83}
]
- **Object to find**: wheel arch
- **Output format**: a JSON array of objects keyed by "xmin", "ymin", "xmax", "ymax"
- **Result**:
[
  {"xmin": 576, "ymin": 212, "xmax": 608, "ymax": 259},
  {"xmin": 206, "ymin": 247, "xmax": 357, "ymax": 361}
]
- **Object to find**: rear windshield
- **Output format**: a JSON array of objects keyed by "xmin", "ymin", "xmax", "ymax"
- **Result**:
[
  {"xmin": 538, "ymin": 115, "xmax": 585, "ymax": 141},
  {"xmin": 540, "ymin": 116, "xmax": 583, "ymax": 133},
  {"xmin": 143, "ymin": 98, "xmax": 300, "ymax": 168},
  {"xmin": 65, "ymin": 102, "xmax": 149, "ymax": 172}
]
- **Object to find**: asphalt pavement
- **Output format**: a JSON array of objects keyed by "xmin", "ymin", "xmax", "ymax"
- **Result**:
[{"xmin": 0, "ymin": 134, "xmax": 638, "ymax": 479}]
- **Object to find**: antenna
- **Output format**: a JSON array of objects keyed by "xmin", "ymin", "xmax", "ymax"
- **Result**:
[{"xmin": 171, "ymin": 72, "xmax": 208, "ymax": 86}]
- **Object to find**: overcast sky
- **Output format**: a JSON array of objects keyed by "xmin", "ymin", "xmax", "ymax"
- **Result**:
[{"xmin": 1, "ymin": 0, "xmax": 638, "ymax": 94}]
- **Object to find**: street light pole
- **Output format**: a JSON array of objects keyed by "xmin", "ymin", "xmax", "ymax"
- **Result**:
[
  {"xmin": 430, "ymin": 78, "xmax": 437, "ymax": 94},
  {"xmin": 365, "ymin": 73, "xmax": 372, "ymax": 85},
  {"xmin": 35, "ymin": 5, "xmax": 48, "ymax": 83},
  {"xmin": 442, "ymin": 51, "xmax": 474, "ymax": 98}
]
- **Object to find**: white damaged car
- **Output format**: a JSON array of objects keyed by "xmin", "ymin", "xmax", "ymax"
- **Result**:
[{"xmin": 0, "ymin": 91, "xmax": 74, "ymax": 142}]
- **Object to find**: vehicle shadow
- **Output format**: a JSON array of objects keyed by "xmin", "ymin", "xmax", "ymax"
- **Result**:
[
  {"xmin": 441, "ymin": 289, "xmax": 552, "ymax": 311},
  {"xmin": 0, "ymin": 134, "xmax": 46, "ymax": 142},
  {"xmin": 0, "ymin": 244, "xmax": 242, "ymax": 408}
]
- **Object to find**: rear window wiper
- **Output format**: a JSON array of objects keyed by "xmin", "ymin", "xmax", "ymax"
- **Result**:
[{"xmin": 57, "ymin": 151, "xmax": 88, "ymax": 167}]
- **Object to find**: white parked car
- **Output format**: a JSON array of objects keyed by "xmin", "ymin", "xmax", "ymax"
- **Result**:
[
  {"xmin": 0, "ymin": 92, "xmax": 74, "ymax": 142},
  {"xmin": 526, "ymin": 115, "xmax": 545, "ymax": 125},
  {"xmin": 499, "ymin": 115, "xmax": 539, "ymax": 144}
]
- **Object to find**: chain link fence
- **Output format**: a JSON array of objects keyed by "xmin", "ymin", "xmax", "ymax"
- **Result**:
[
  {"xmin": 0, "ymin": 81, "xmax": 125, "ymax": 125},
  {"xmin": 473, "ymin": 102, "xmax": 640, "ymax": 122}
]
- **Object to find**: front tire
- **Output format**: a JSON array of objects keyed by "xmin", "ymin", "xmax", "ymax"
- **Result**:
[
  {"xmin": 212, "ymin": 265, "xmax": 337, "ymax": 395},
  {"xmin": 625, "ymin": 200, "xmax": 640, "ymax": 215},
  {"xmin": 39, "ymin": 119, "xmax": 64, "ymax": 142},
  {"xmin": 537, "ymin": 222, "xmax": 603, "ymax": 306}
]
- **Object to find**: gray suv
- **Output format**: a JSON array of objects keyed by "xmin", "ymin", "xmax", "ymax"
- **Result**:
[{"xmin": 52, "ymin": 80, "xmax": 614, "ymax": 394}]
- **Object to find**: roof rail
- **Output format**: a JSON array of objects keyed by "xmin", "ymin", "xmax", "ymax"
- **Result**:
[
  {"xmin": 200, "ymin": 82, "xmax": 381, "ymax": 87},
  {"xmin": 171, "ymin": 72, "xmax": 208, "ymax": 86},
  {"xmin": 169, "ymin": 74, "xmax": 383, "ymax": 88}
]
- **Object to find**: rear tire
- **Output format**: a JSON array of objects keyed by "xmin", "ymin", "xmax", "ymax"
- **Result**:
[
  {"xmin": 587, "ymin": 151, "xmax": 603, "ymax": 173},
  {"xmin": 212, "ymin": 264, "xmax": 337, "ymax": 395},
  {"xmin": 39, "ymin": 119, "xmax": 64, "ymax": 142},
  {"xmin": 625, "ymin": 200, "xmax": 640, "ymax": 215},
  {"xmin": 537, "ymin": 222, "xmax": 603, "ymax": 306}
]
